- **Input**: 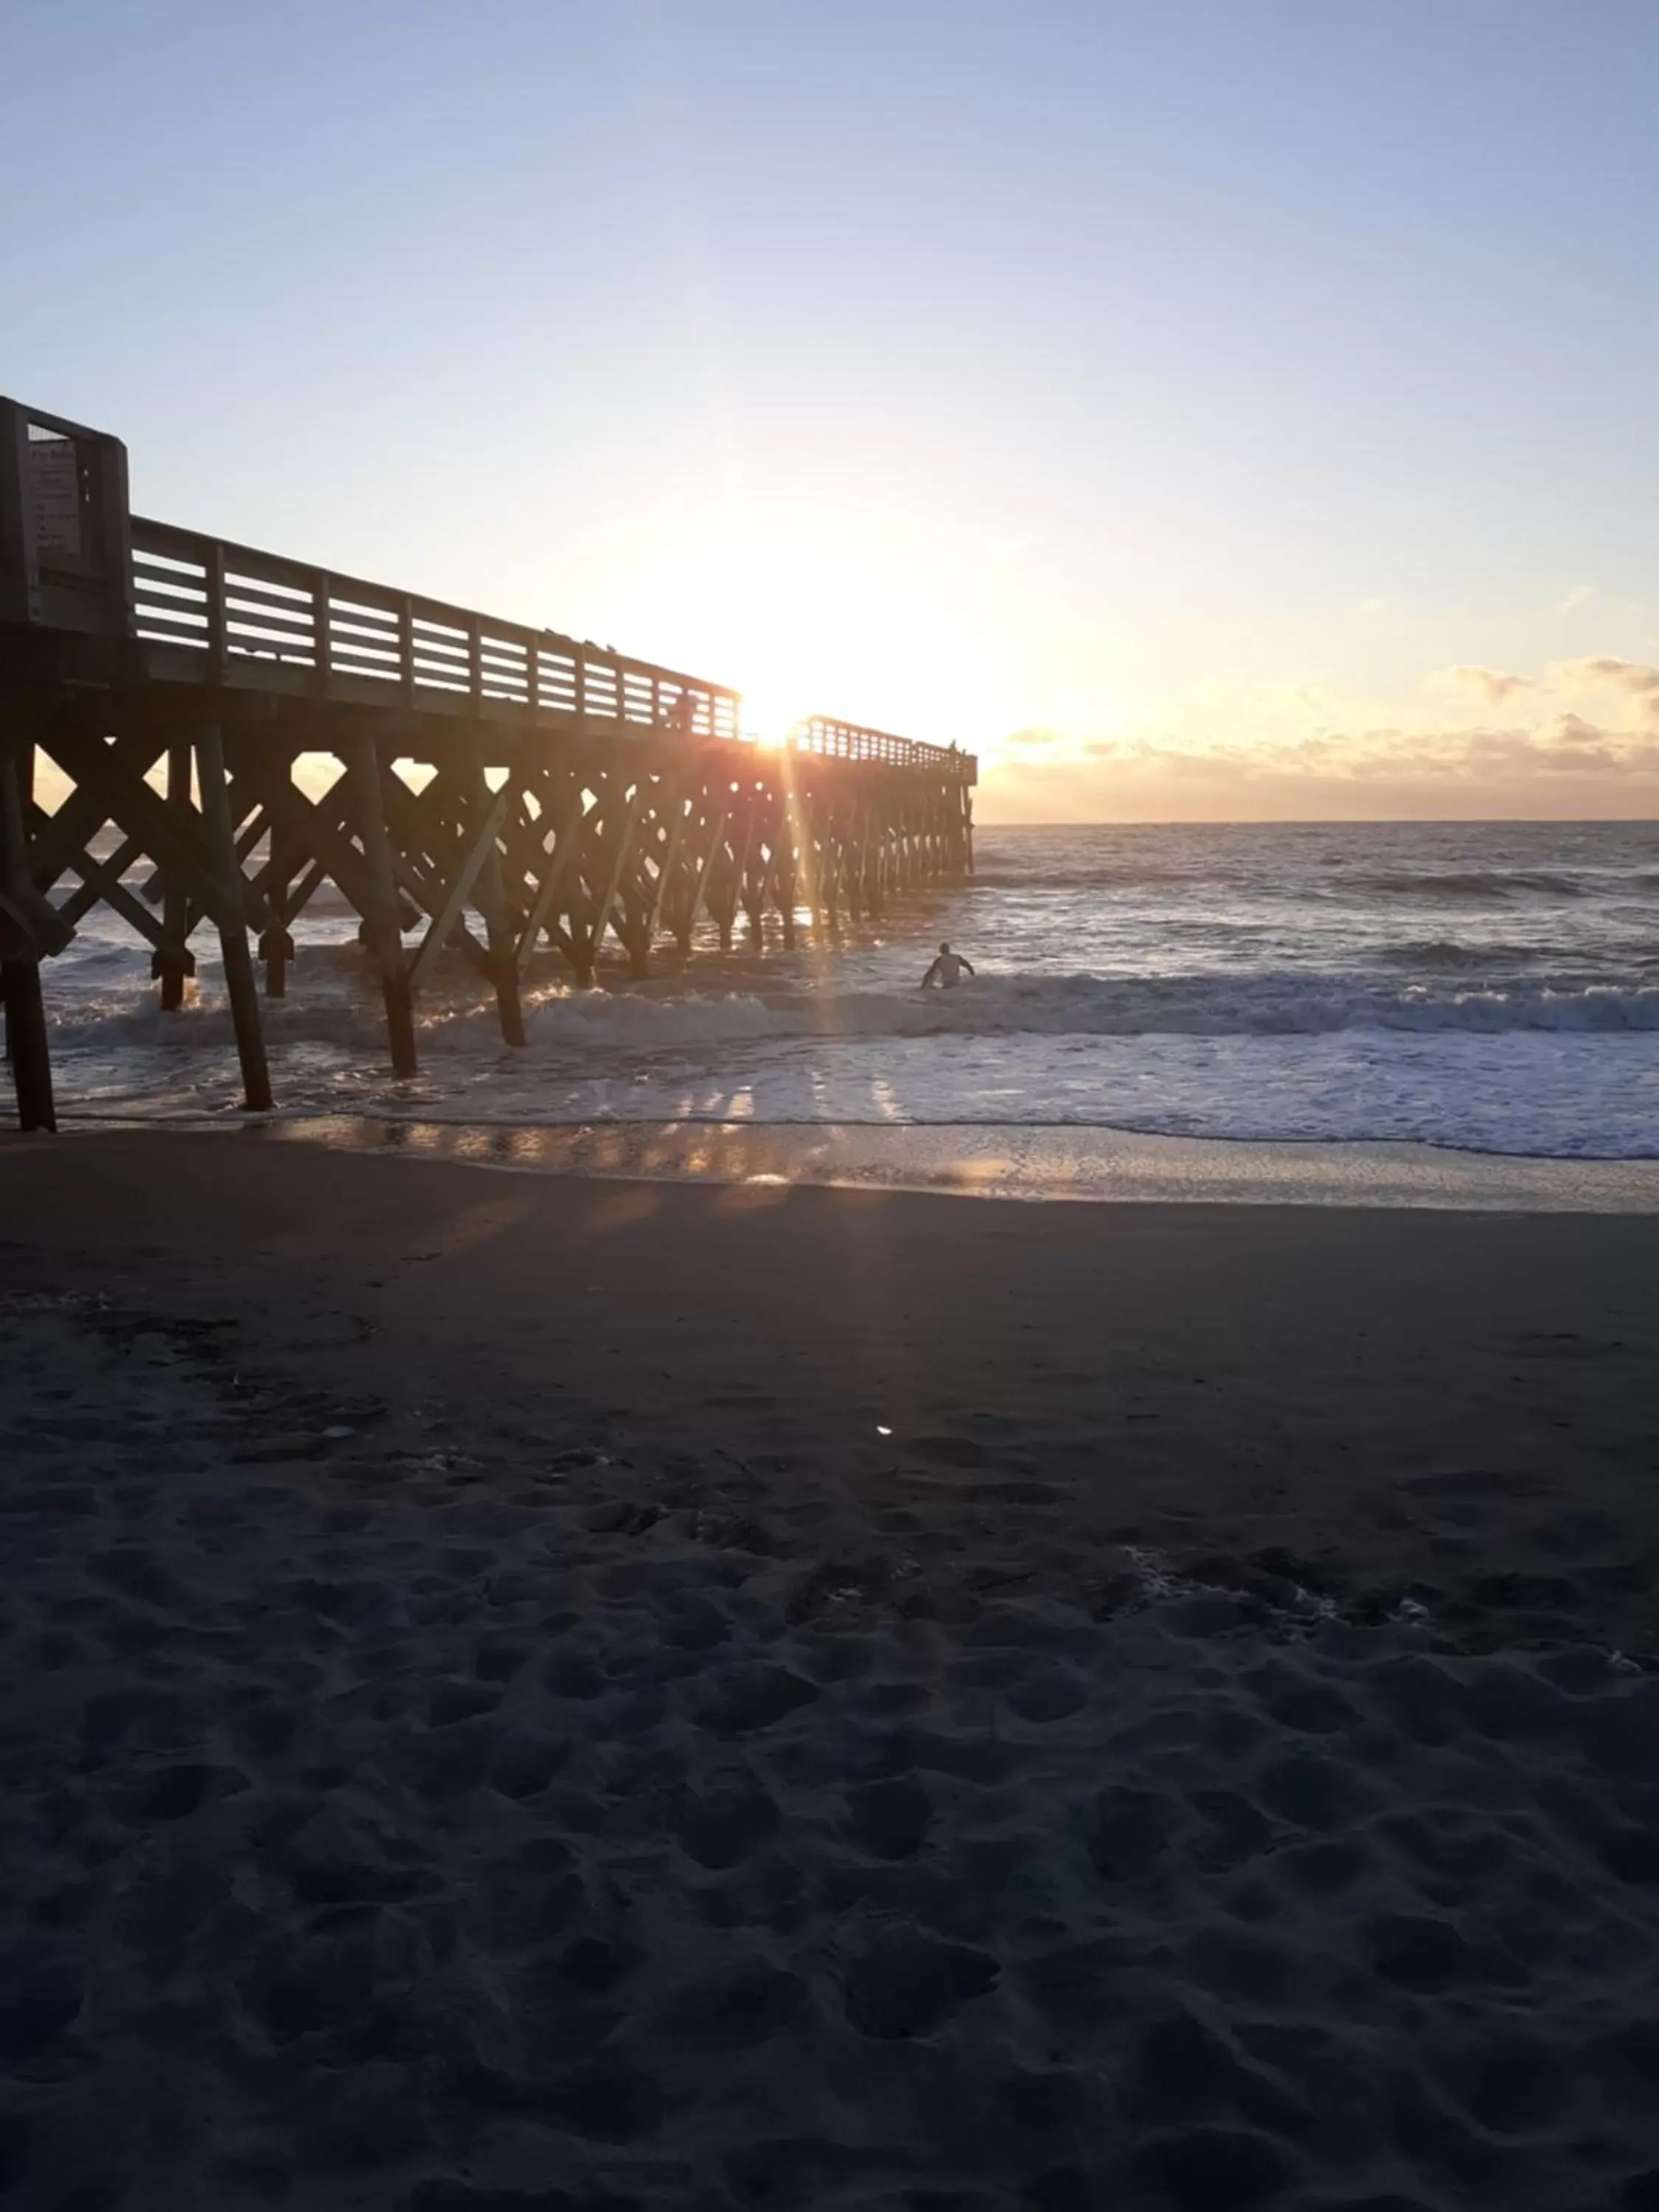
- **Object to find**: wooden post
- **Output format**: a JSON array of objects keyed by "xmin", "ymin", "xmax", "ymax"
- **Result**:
[
  {"xmin": 260, "ymin": 920, "xmax": 293, "ymax": 996},
  {"xmin": 515, "ymin": 776, "xmax": 585, "ymax": 967},
  {"xmin": 259, "ymin": 811, "xmax": 295, "ymax": 998},
  {"xmin": 716, "ymin": 810, "xmax": 753, "ymax": 953},
  {"xmin": 644, "ymin": 786, "xmax": 690, "ymax": 947},
  {"xmin": 741, "ymin": 830, "xmax": 767, "ymax": 949},
  {"xmin": 157, "ymin": 735, "xmax": 193, "ymax": 1009},
  {"xmin": 563, "ymin": 792, "xmax": 603, "ymax": 988},
  {"xmin": 348, "ymin": 740, "xmax": 418, "ymax": 1076},
  {"xmin": 469, "ymin": 761, "xmax": 526, "ymax": 1046},
  {"xmin": 1, "ymin": 957, "xmax": 55, "ymax": 1132},
  {"xmin": 195, "ymin": 723, "xmax": 274, "ymax": 1112},
  {"xmin": 619, "ymin": 776, "xmax": 688, "ymax": 980},
  {"xmin": 821, "ymin": 824, "xmax": 839, "ymax": 936},
  {"xmin": 1, "ymin": 753, "xmax": 55, "ymax": 1132},
  {"xmin": 585, "ymin": 782, "xmax": 642, "ymax": 982},
  {"xmin": 795, "ymin": 791, "xmax": 823, "ymax": 936},
  {"xmin": 678, "ymin": 801, "xmax": 727, "ymax": 955},
  {"xmin": 773, "ymin": 795, "xmax": 799, "ymax": 951}
]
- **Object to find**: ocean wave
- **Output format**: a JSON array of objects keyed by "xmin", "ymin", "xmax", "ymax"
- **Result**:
[
  {"xmin": 966, "ymin": 865, "xmax": 1256, "ymax": 894},
  {"xmin": 515, "ymin": 973, "xmax": 1659, "ymax": 1043},
  {"xmin": 1343, "ymin": 869, "xmax": 1590, "ymax": 902},
  {"xmin": 1374, "ymin": 939, "xmax": 1556, "ymax": 971},
  {"xmin": 969, "ymin": 861, "xmax": 1638, "ymax": 908},
  {"xmin": 49, "ymin": 970, "xmax": 1659, "ymax": 1053}
]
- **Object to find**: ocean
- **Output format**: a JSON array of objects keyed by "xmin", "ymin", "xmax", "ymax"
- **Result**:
[{"xmin": 30, "ymin": 818, "xmax": 1659, "ymax": 1162}]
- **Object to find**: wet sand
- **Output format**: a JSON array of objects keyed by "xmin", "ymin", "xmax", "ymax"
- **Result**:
[
  {"xmin": 91, "ymin": 1111, "xmax": 1659, "ymax": 1209},
  {"xmin": 4, "ymin": 1129, "xmax": 1659, "ymax": 2209}
]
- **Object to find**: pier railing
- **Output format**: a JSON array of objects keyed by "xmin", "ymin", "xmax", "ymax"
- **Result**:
[
  {"xmin": 790, "ymin": 716, "xmax": 971, "ymax": 776},
  {"xmin": 131, "ymin": 516, "xmax": 742, "ymax": 742},
  {"xmin": 127, "ymin": 523, "xmax": 973, "ymax": 776}
]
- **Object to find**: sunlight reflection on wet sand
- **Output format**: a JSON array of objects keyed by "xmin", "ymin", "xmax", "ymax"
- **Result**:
[{"xmin": 257, "ymin": 1116, "xmax": 1659, "ymax": 1211}]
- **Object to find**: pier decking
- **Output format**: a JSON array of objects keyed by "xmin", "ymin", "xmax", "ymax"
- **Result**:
[{"xmin": 1, "ymin": 399, "xmax": 974, "ymax": 1130}]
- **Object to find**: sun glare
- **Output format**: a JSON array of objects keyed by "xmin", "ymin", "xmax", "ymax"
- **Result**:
[{"xmin": 609, "ymin": 512, "xmax": 1027, "ymax": 754}]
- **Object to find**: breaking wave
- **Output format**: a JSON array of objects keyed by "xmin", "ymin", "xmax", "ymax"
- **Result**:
[
  {"xmin": 47, "ymin": 970, "xmax": 1659, "ymax": 1053},
  {"xmin": 968, "ymin": 862, "xmax": 1617, "ymax": 907},
  {"xmin": 518, "ymin": 974, "xmax": 1659, "ymax": 1044}
]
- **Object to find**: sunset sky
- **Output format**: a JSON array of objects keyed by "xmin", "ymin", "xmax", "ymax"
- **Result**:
[{"xmin": 7, "ymin": 1, "xmax": 1658, "ymax": 820}]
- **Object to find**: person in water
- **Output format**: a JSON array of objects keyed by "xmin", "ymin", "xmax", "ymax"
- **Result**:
[{"xmin": 921, "ymin": 941, "xmax": 975, "ymax": 990}]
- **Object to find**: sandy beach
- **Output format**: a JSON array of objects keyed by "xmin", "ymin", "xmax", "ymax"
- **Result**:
[{"xmin": 5, "ymin": 1130, "xmax": 1659, "ymax": 2211}]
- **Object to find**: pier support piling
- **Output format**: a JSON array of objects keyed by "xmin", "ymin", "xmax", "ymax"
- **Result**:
[
  {"xmin": 158, "ymin": 735, "xmax": 192, "ymax": 1010},
  {"xmin": 468, "ymin": 765, "xmax": 526, "ymax": 1046},
  {"xmin": 195, "ymin": 723, "xmax": 273, "ymax": 1113},
  {"xmin": 348, "ymin": 740, "xmax": 419, "ymax": 1077},
  {"xmin": 1, "ymin": 958, "xmax": 55, "ymax": 1131},
  {"xmin": 1, "ymin": 750, "xmax": 56, "ymax": 1130}
]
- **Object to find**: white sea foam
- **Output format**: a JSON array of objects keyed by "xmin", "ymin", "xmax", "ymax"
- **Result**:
[
  {"xmin": 46, "ymin": 969, "xmax": 1659, "ymax": 1051},
  {"xmin": 523, "ymin": 973, "xmax": 1659, "ymax": 1040}
]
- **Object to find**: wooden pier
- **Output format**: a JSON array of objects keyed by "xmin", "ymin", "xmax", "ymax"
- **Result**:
[{"xmin": 1, "ymin": 399, "xmax": 975, "ymax": 1130}]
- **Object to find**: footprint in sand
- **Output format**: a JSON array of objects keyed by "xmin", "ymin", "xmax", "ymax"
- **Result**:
[
  {"xmin": 844, "ymin": 1775, "xmax": 934, "ymax": 1860},
  {"xmin": 673, "ymin": 1778, "xmax": 782, "ymax": 1869},
  {"xmin": 839, "ymin": 1922, "xmax": 1000, "ymax": 2040}
]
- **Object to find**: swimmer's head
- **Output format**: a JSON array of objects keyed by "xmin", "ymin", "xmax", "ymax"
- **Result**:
[{"xmin": 939, "ymin": 941, "xmax": 950, "ymax": 953}]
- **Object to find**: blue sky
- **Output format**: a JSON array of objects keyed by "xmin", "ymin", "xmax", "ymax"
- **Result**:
[{"xmin": 7, "ymin": 1, "xmax": 1658, "ymax": 816}]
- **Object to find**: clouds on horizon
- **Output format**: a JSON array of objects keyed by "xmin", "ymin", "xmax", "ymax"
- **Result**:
[
  {"xmin": 1074, "ymin": 719, "xmax": 1659, "ymax": 782},
  {"xmin": 983, "ymin": 652, "xmax": 1659, "ymax": 818}
]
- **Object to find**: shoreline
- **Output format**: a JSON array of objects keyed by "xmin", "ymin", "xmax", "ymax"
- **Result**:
[{"xmin": 24, "ymin": 1111, "xmax": 1659, "ymax": 1209}]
